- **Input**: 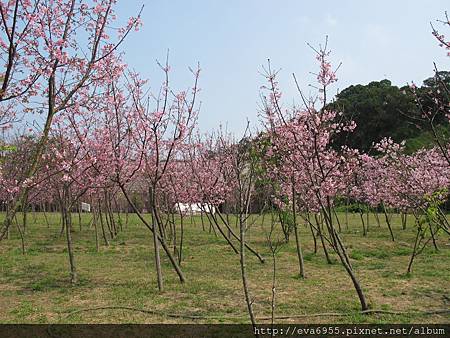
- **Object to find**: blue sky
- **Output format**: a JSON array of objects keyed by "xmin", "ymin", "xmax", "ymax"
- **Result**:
[{"xmin": 115, "ymin": 0, "xmax": 449, "ymax": 135}]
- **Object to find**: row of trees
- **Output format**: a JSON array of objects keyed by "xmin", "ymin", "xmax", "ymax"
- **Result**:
[{"xmin": 0, "ymin": 1, "xmax": 448, "ymax": 326}]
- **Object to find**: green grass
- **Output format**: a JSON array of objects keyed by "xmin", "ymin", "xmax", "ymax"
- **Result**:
[{"xmin": 0, "ymin": 211, "xmax": 449, "ymax": 324}]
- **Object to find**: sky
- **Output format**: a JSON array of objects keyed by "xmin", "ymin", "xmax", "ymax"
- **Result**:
[{"xmin": 114, "ymin": 0, "xmax": 449, "ymax": 135}]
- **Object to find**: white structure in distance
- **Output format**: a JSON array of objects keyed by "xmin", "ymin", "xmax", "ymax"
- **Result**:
[
  {"xmin": 175, "ymin": 203, "xmax": 216, "ymax": 215},
  {"xmin": 81, "ymin": 202, "xmax": 91, "ymax": 212}
]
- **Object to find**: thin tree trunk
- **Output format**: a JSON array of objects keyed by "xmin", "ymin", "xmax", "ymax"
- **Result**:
[
  {"xmin": 429, "ymin": 223, "xmax": 438, "ymax": 251},
  {"xmin": 93, "ymin": 207, "xmax": 99, "ymax": 252},
  {"xmin": 200, "ymin": 211, "xmax": 205, "ymax": 231},
  {"xmin": 270, "ymin": 250, "xmax": 277, "ymax": 327},
  {"xmin": 333, "ymin": 207, "xmax": 342, "ymax": 233},
  {"xmin": 14, "ymin": 215, "xmax": 25, "ymax": 255},
  {"xmin": 291, "ymin": 184, "xmax": 305, "ymax": 279},
  {"xmin": 206, "ymin": 209, "xmax": 239, "ymax": 254},
  {"xmin": 407, "ymin": 225, "xmax": 421, "ymax": 274},
  {"xmin": 64, "ymin": 186, "xmax": 77, "ymax": 285},
  {"xmin": 104, "ymin": 199, "xmax": 113, "ymax": 240},
  {"xmin": 120, "ymin": 184, "xmax": 186, "ymax": 283},
  {"xmin": 113, "ymin": 196, "xmax": 123, "ymax": 232},
  {"xmin": 150, "ymin": 187, "xmax": 164, "ymax": 291},
  {"xmin": 374, "ymin": 211, "xmax": 381, "ymax": 227},
  {"xmin": 98, "ymin": 199, "xmax": 109, "ymax": 246},
  {"xmin": 22, "ymin": 206, "xmax": 27, "ymax": 235},
  {"xmin": 358, "ymin": 204, "xmax": 367, "ymax": 237},
  {"xmin": 239, "ymin": 216, "xmax": 257, "ymax": 329},
  {"xmin": 0, "ymin": 92, "xmax": 57, "ymax": 241},
  {"xmin": 214, "ymin": 209, "xmax": 265, "ymax": 262},
  {"xmin": 345, "ymin": 195, "xmax": 349, "ymax": 230},
  {"xmin": 179, "ymin": 211, "xmax": 184, "ymax": 264},
  {"xmin": 152, "ymin": 211, "xmax": 164, "ymax": 291},
  {"xmin": 401, "ymin": 212, "xmax": 407, "ymax": 230},
  {"xmin": 172, "ymin": 212, "xmax": 177, "ymax": 256},
  {"xmin": 59, "ymin": 201, "xmax": 65, "ymax": 238},
  {"xmin": 226, "ymin": 212, "xmax": 231, "ymax": 239},
  {"xmin": 203, "ymin": 210, "xmax": 218, "ymax": 237},
  {"xmin": 382, "ymin": 202, "xmax": 395, "ymax": 242},
  {"xmin": 32, "ymin": 204, "xmax": 37, "ymax": 224},
  {"xmin": 323, "ymin": 198, "xmax": 368, "ymax": 311},
  {"xmin": 43, "ymin": 204, "xmax": 50, "ymax": 228},
  {"xmin": 366, "ymin": 206, "xmax": 370, "ymax": 232},
  {"xmin": 315, "ymin": 213, "xmax": 331, "ymax": 264},
  {"xmin": 78, "ymin": 204, "xmax": 82, "ymax": 231},
  {"xmin": 309, "ymin": 222, "xmax": 317, "ymax": 254}
]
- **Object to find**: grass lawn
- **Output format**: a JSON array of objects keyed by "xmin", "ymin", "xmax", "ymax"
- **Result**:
[{"xmin": 0, "ymin": 211, "xmax": 449, "ymax": 324}]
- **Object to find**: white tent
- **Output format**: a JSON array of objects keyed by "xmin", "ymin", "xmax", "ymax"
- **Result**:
[
  {"xmin": 81, "ymin": 202, "xmax": 91, "ymax": 212},
  {"xmin": 175, "ymin": 202, "xmax": 216, "ymax": 215}
]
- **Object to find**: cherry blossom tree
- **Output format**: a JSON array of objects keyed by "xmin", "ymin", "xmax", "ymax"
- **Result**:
[
  {"xmin": 371, "ymin": 138, "xmax": 450, "ymax": 273},
  {"xmin": 78, "ymin": 57, "xmax": 200, "ymax": 290},
  {"xmin": 0, "ymin": 0, "xmax": 142, "ymax": 241},
  {"xmin": 260, "ymin": 40, "xmax": 369, "ymax": 311}
]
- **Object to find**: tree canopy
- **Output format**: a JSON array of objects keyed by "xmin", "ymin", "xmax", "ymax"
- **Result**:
[{"xmin": 329, "ymin": 72, "xmax": 450, "ymax": 153}]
